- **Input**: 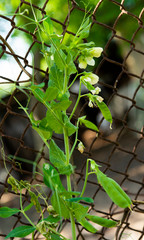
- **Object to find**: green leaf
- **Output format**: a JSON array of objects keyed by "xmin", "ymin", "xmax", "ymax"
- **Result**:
[
  {"xmin": 51, "ymin": 191, "xmax": 70, "ymax": 219},
  {"xmin": 79, "ymin": 116, "xmax": 99, "ymax": 132},
  {"xmin": 79, "ymin": 217, "xmax": 97, "ymax": 233},
  {"xmin": 50, "ymin": 233, "xmax": 63, "ymax": 240},
  {"xmin": 32, "ymin": 125, "xmax": 52, "ymax": 140},
  {"xmin": 66, "ymin": 53, "xmax": 77, "ymax": 76},
  {"xmin": 86, "ymin": 214, "xmax": 118, "ymax": 228},
  {"xmin": 77, "ymin": 17, "xmax": 91, "ymax": 40},
  {"xmin": 66, "ymin": 197, "xmax": 94, "ymax": 204},
  {"xmin": 46, "ymin": 108, "xmax": 63, "ymax": 134},
  {"xmin": 43, "ymin": 215, "xmax": 61, "ymax": 224},
  {"xmin": 5, "ymin": 226, "xmax": 36, "ymax": 239},
  {"xmin": 0, "ymin": 207, "xmax": 20, "ymax": 218},
  {"xmin": 49, "ymin": 139, "xmax": 66, "ymax": 170},
  {"xmin": 72, "ymin": 202, "xmax": 89, "ymax": 222},
  {"xmin": 23, "ymin": 203, "xmax": 34, "ymax": 212},
  {"xmin": 51, "ymin": 99, "xmax": 72, "ymax": 111},
  {"xmin": 43, "ymin": 163, "xmax": 65, "ymax": 192},
  {"xmin": 60, "ymin": 191, "xmax": 81, "ymax": 198},
  {"xmin": 31, "ymin": 87, "xmax": 45, "ymax": 103},
  {"xmin": 44, "ymin": 86, "xmax": 59, "ymax": 101},
  {"xmin": 54, "ymin": 49, "xmax": 66, "ymax": 71},
  {"xmin": 49, "ymin": 64, "xmax": 64, "ymax": 92},
  {"xmin": 43, "ymin": 15, "xmax": 54, "ymax": 35},
  {"xmin": 96, "ymin": 169, "xmax": 132, "ymax": 208},
  {"xmin": 63, "ymin": 113, "xmax": 77, "ymax": 136},
  {"xmin": 94, "ymin": 99, "xmax": 112, "ymax": 124}
]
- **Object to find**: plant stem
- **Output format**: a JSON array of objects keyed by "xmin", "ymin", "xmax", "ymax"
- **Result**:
[
  {"xmin": 20, "ymin": 190, "xmax": 36, "ymax": 228},
  {"xmin": 80, "ymin": 159, "xmax": 89, "ymax": 198},
  {"xmin": 63, "ymin": 128, "xmax": 76, "ymax": 240},
  {"xmin": 69, "ymin": 80, "xmax": 81, "ymax": 120}
]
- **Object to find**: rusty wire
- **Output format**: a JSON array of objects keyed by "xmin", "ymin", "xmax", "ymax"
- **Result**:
[{"xmin": 0, "ymin": 0, "xmax": 144, "ymax": 239}]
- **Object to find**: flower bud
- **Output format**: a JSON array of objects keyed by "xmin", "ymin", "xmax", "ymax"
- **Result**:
[
  {"xmin": 78, "ymin": 141, "xmax": 85, "ymax": 154},
  {"xmin": 91, "ymin": 86, "xmax": 101, "ymax": 95},
  {"xmin": 96, "ymin": 96, "xmax": 104, "ymax": 103},
  {"xmin": 88, "ymin": 100, "xmax": 94, "ymax": 108},
  {"xmin": 90, "ymin": 47, "xmax": 103, "ymax": 58},
  {"xmin": 78, "ymin": 56, "xmax": 87, "ymax": 69}
]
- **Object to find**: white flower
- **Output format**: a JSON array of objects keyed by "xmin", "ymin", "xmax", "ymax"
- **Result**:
[
  {"xmin": 78, "ymin": 141, "xmax": 85, "ymax": 154},
  {"xmin": 90, "ymin": 47, "xmax": 103, "ymax": 58},
  {"xmin": 81, "ymin": 73, "xmax": 99, "ymax": 85},
  {"xmin": 85, "ymin": 57, "xmax": 95, "ymax": 66},
  {"xmin": 88, "ymin": 73, "xmax": 99, "ymax": 85},
  {"xmin": 91, "ymin": 86, "xmax": 101, "ymax": 95},
  {"xmin": 96, "ymin": 96, "xmax": 104, "ymax": 103},
  {"xmin": 88, "ymin": 100, "xmax": 94, "ymax": 108},
  {"xmin": 78, "ymin": 56, "xmax": 87, "ymax": 69}
]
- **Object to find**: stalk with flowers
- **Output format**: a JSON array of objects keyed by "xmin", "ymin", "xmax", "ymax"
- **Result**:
[{"xmin": 0, "ymin": 13, "xmax": 132, "ymax": 240}]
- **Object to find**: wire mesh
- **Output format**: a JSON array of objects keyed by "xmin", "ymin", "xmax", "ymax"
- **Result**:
[{"xmin": 0, "ymin": 0, "xmax": 144, "ymax": 239}]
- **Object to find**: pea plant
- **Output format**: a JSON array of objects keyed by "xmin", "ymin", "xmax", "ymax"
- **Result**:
[{"xmin": 0, "ymin": 8, "xmax": 132, "ymax": 240}]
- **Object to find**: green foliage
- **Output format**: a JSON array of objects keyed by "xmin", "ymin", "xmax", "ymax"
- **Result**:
[
  {"xmin": 5, "ymin": 226, "xmax": 36, "ymax": 239},
  {"xmin": 0, "ymin": 207, "xmax": 20, "ymax": 218}
]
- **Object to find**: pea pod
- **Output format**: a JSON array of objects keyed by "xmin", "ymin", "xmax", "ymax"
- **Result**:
[
  {"xmin": 86, "ymin": 214, "xmax": 118, "ymax": 228},
  {"xmin": 79, "ymin": 217, "xmax": 97, "ymax": 233},
  {"xmin": 96, "ymin": 169, "xmax": 132, "ymax": 208}
]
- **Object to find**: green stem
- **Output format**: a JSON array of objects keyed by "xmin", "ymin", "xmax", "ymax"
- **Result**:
[
  {"xmin": 63, "ymin": 128, "xmax": 76, "ymax": 240},
  {"xmin": 69, "ymin": 80, "xmax": 82, "ymax": 121},
  {"xmin": 32, "ymin": 232, "xmax": 34, "ymax": 240},
  {"xmin": 80, "ymin": 159, "xmax": 90, "ymax": 198},
  {"xmin": 63, "ymin": 67, "xmax": 68, "ymax": 94},
  {"xmin": 20, "ymin": 191, "xmax": 36, "ymax": 228},
  {"xmin": 69, "ymin": 120, "xmax": 79, "ymax": 159}
]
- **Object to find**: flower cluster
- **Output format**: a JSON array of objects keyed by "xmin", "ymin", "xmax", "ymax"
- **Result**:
[{"xmin": 78, "ymin": 47, "xmax": 103, "ymax": 69}]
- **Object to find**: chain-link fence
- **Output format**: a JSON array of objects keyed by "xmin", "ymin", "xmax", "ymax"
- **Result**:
[{"xmin": 0, "ymin": 0, "xmax": 144, "ymax": 239}]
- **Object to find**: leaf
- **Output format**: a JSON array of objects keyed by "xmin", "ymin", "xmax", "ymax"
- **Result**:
[
  {"xmin": 77, "ymin": 17, "xmax": 91, "ymax": 40},
  {"xmin": 49, "ymin": 139, "xmax": 66, "ymax": 170},
  {"xmin": 43, "ymin": 15, "xmax": 54, "ymax": 35},
  {"xmin": 44, "ymin": 86, "xmax": 59, "ymax": 101},
  {"xmin": 54, "ymin": 49, "xmax": 66, "ymax": 71},
  {"xmin": 49, "ymin": 64, "xmax": 64, "ymax": 92},
  {"xmin": 23, "ymin": 203, "xmax": 34, "ymax": 212},
  {"xmin": 51, "ymin": 191, "xmax": 70, "ymax": 219},
  {"xmin": 66, "ymin": 197, "xmax": 94, "ymax": 204},
  {"xmin": 63, "ymin": 113, "xmax": 77, "ymax": 136},
  {"xmin": 72, "ymin": 202, "xmax": 89, "ymax": 222},
  {"xmin": 50, "ymin": 233, "xmax": 64, "ymax": 240},
  {"xmin": 5, "ymin": 226, "xmax": 36, "ymax": 239},
  {"xmin": 96, "ymin": 169, "xmax": 132, "ymax": 208},
  {"xmin": 43, "ymin": 215, "xmax": 61, "ymax": 224},
  {"xmin": 31, "ymin": 87, "xmax": 45, "ymax": 103},
  {"xmin": 51, "ymin": 99, "xmax": 72, "ymax": 111},
  {"xmin": 66, "ymin": 53, "xmax": 77, "ymax": 76},
  {"xmin": 43, "ymin": 163, "xmax": 65, "ymax": 192},
  {"xmin": 32, "ymin": 125, "xmax": 52, "ymax": 141},
  {"xmin": 94, "ymin": 99, "xmax": 112, "ymax": 124},
  {"xmin": 79, "ymin": 217, "xmax": 97, "ymax": 233},
  {"xmin": 86, "ymin": 214, "xmax": 118, "ymax": 228},
  {"xmin": 46, "ymin": 108, "xmax": 64, "ymax": 134},
  {"xmin": 0, "ymin": 207, "xmax": 20, "ymax": 218},
  {"xmin": 79, "ymin": 117, "xmax": 99, "ymax": 132}
]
